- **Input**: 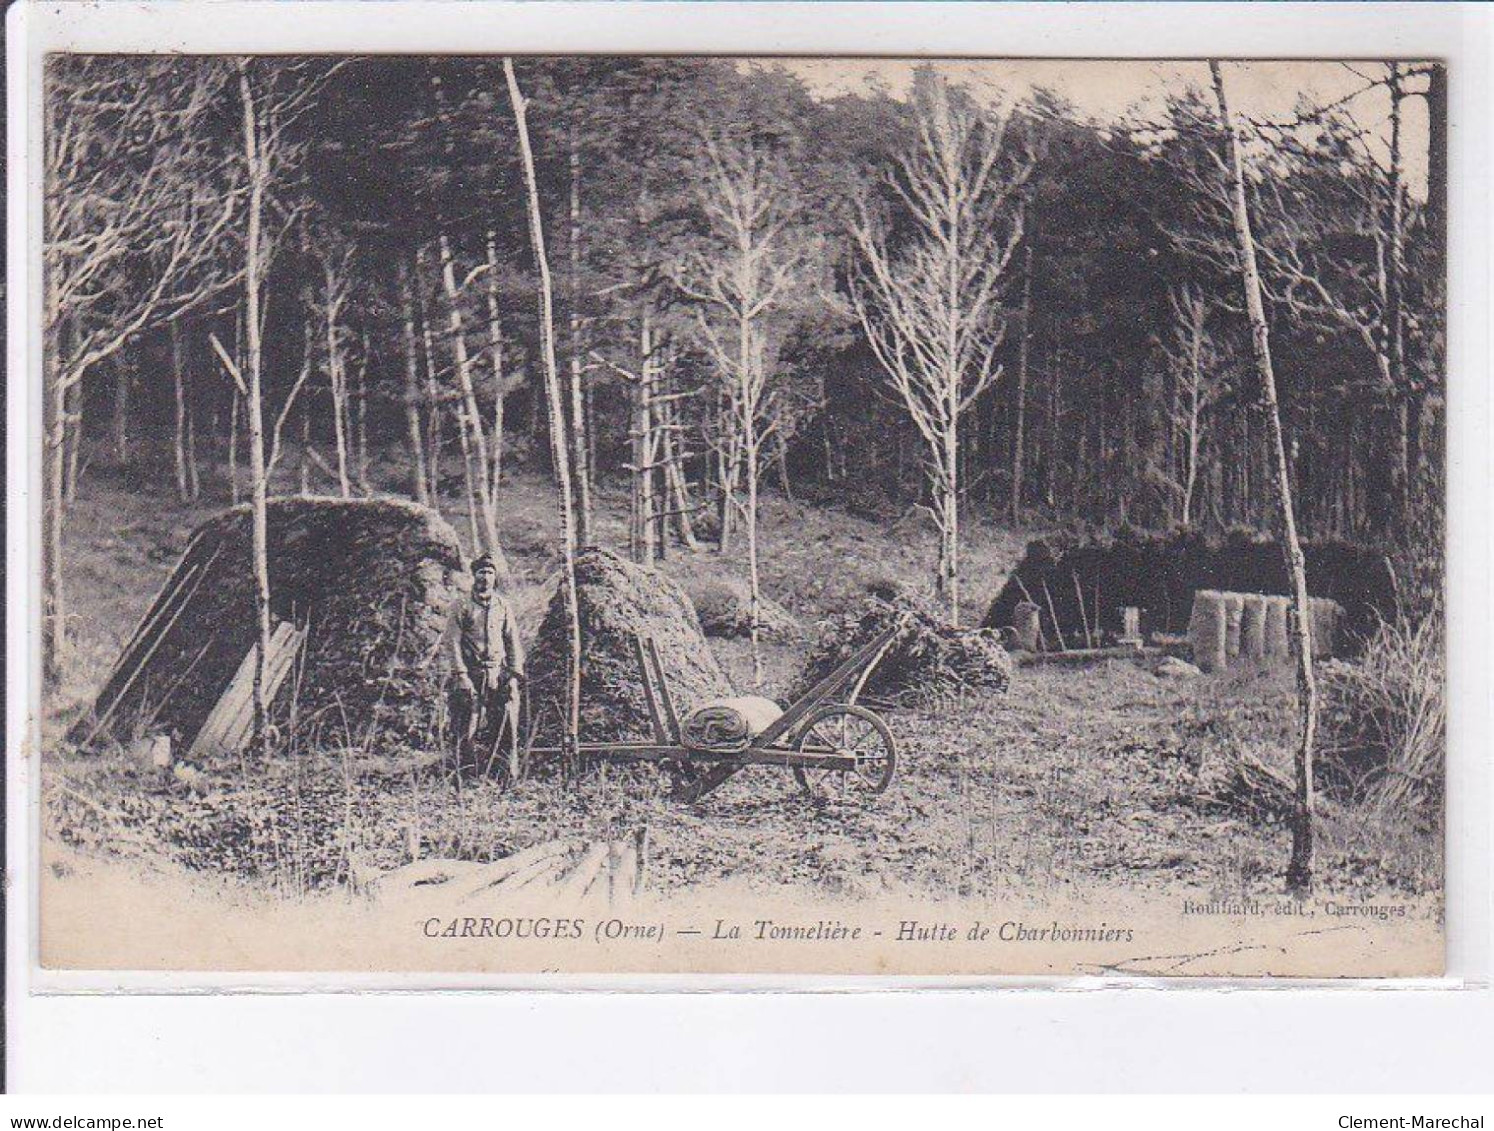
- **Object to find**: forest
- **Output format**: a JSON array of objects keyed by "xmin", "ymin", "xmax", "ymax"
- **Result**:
[
  {"xmin": 38, "ymin": 56, "xmax": 1448, "ymax": 907},
  {"xmin": 43, "ymin": 56, "xmax": 1445, "ymax": 653}
]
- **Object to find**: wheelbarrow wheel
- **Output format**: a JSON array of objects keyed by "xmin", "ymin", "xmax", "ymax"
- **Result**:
[{"xmin": 792, "ymin": 703, "xmax": 897, "ymax": 800}]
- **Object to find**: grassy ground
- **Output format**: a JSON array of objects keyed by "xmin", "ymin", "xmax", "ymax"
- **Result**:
[{"xmin": 43, "ymin": 458, "xmax": 1441, "ymax": 905}]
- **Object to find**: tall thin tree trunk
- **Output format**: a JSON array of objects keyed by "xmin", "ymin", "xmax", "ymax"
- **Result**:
[
  {"xmin": 507, "ymin": 58, "xmax": 582, "ymax": 754},
  {"xmin": 400, "ymin": 261, "xmax": 431, "ymax": 506},
  {"xmin": 1183, "ymin": 297, "xmax": 1204, "ymax": 526},
  {"xmin": 438, "ymin": 232, "xmax": 506, "ymax": 572},
  {"xmin": 416, "ymin": 254, "xmax": 443, "ymax": 505},
  {"xmin": 228, "ymin": 388, "xmax": 241, "ymax": 504},
  {"xmin": 43, "ymin": 354, "xmax": 74, "ymax": 686},
  {"xmin": 485, "ymin": 231, "xmax": 506, "ymax": 499},
  {"xmin": 112, "ymin": 357, "xmax": 130, "ymax": 465},
  {"xmin": 939, "ymin": 430, "xmax": 961, "ymax": 626},
  {"xmin": 1212, "ymin": 60, "xmax": 1317, "ymax": 893},
  {"xmin": 324, "ymin": 276, "xmax": 352, "ymax": 499},
  {"xmin": 661, "ymin": 373, "xmax": 699, "ymax": 551},
  {"xmin": 238, "ymin": 61, "xmax": 274, "ymax": 756},
  {"xmin": 171, "ymin": 318, "xmax": 191, "ymax": 501},
  {"xmin": 455, "ymin": 401, "xmax": 481, "ymax": 553},
  {"xmin": 354, "ymin": 350, "xmax": 370, "ymax": 496},
  {"xmin": 568, "ymin": 128, "xmax": 593, "ymax": 545},
  {"xmin": 1011, "ymin": 229, "xmax": 1033, "ymax": 524},
  {"xmin": 299, "ymin": 410, "xmax": 311, "ymax": 496},
  {"xmin": 1045, "ymin": 355, "xmax": 1061, "ymax": 508},
  {"xmin": 1386, "ymin": 63, "xmax": 1409, "ymax": 513},
  {"xmin": 63, "ymin": 360, "xmax": 82, "ymax": 504},
  {"xmin": 186, "ymin": 397, "xmax": 201, "ymax": 500},
  {"xmin": 638, "ymin": 312, "xmax": 658, "ymax": 564}
]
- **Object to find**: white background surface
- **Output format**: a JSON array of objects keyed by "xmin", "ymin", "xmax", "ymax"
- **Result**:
[{"xmin": 7, "ymin": 0, "xmax": 1492, "ymax": 1092}]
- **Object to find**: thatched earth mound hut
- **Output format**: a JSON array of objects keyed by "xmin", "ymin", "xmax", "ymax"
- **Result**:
[
  {"xmin": 73, "ymin": 497, "xmax": 464, "ymax": 757},
  {"xmin": 985, "ymin": 529, "xmax": 1397, "ymax": 652},
  {"xmin": 793, "ymin": 582, "xmax": 1013, "ymax": 706},
  {"xmin": 527, "ymin": 548, "xmax": 732, "ymax": 742}
]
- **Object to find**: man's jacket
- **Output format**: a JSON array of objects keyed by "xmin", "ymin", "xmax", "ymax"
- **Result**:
[{"xmin": 453, "ymin": 595, "xmax": 525, "ymax": 690}]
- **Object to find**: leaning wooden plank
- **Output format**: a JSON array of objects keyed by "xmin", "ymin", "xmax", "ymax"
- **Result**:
[
  {"xmin": 188, "ymin": 620, "xmax": 306, "ymax": 761},
  {"xmin": 91, "ymin": 536, "xmax": 220, "ymax": 715},
  {"xmin": 79, "ymin": 561, "xmax": 214, "ymax": 749},
  {"xmin": 645, "ymin": 638, "xmax": 681, "ymax": 742},
  {"xmin": 204, "ymin": 621, "xmax": 303, "ymax": 759},
  {"xmin": 583, "ymin": 842, "xmax": 625, "ymax": 902},
  {"xmin": 452, "ymin": 841, "xmax": 574, "ymax": 905},
  {"xmin": 493, "ymin": 842, "xmax": 580, "ymax": 894},
  {"xmin": 92, "ymin": 562, "xmax": 202, "ymax": 715},
  {"xmin": 632, "ymin": 636, "xmax": 669, "ymax": 744},
  {"xmin": 551, "ymin": 842, "xmax": 611, "ymax": 900},
  {"xmin": 608, "ymin": 841, "xmax": 639, "ymax": 904}
]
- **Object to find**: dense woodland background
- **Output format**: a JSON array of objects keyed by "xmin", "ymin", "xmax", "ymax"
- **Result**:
[{"xmin": 41, "ymin": 56, "xmax": 1447, "ymax": 680}]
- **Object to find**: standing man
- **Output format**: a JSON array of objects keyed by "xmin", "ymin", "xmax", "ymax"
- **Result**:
[{"xmin": 450, "ymin": 552, "xmax": 526, "ymax": 778}]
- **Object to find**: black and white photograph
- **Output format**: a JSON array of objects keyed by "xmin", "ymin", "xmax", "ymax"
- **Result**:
[{"xmin": 30, "ymin": 47, "xmax": 1447, "ymax": 977}]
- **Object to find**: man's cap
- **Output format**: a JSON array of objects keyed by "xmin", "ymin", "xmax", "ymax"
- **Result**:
[{"xmin": 471, "ymin": 553, "xmax": 499, "ymax": 575}]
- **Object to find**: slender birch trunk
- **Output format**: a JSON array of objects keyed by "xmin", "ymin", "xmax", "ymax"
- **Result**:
[
  {"xmin": 299, "ymin": 411, "xmax": 311, "ymax": 496},
  {"xmin": 323, "ymin": 269, "xmax": 352, "ymax": 499},
  {"xmin": 455, "ymin": 399, "xmax": 481, "ymax": 552},
  {"xmin": 186, "ymin": 397, "xmax": 201, "ymax": 500},
  {"xmin": 1386, "ymin": 63, "xmax": 1409, "ymax": 512},
  {"xmin": 399, "ymin": 261, "xmax": 431, "ymax": 506},
  {"xmin": 567, "ymin": 128, "xmax": 593, "ymax": 545},
  {"xmin": 661, "ymin": 380, "xmax": 700, "ymax": 551},
  {"xmin": 63, "ymin": 358, "xmax": 82, "ymax": 504},
  {"xmin": 43, "ymin": 350, "xmax": 74, "ymax": 685},
  {"xmin": 507, "ymin": 58, "xmax": 582, "ymax": 753},
  {"xmin": 484, "ymin": 231, "xmax": 506, "ymax": 499},
  {"xmin": 939, "ymin": 428, "xmax": 960, "ymax": 626},
  {"xmin": 238, "ymin": 60, "xmax": 274, "ymax": 755},
  {"xmin": 111, "ymin": 357, "xmax": 130, "ymax": 465},
  {"xmin": 354, "ymin": 349, "xmax": 371, "ymax": 496},
  {"xmin": 171, "ymin": 318, "xmax": 191, "ymax": 501},
  {"xmin": 1011, "ymin": 230, "xmax": 1032, "ymax": 524},
  {"xmin": 228, "ymin": 387, "xmax": 241, "ymax": 504},
  {"xmin": 1212, "ymin": 60, "xmax": 1318, "ymax": 893},
  {"xmin": 416, "ymin": 252, "xmax": 443, "ymax": 505},
  {"xmin": 639, "ymin": 313, "xmax": 658, "ymax": 564},
  {"xmin": 438, "ymin": 232, "xmax": 506, "ymax": 571}
]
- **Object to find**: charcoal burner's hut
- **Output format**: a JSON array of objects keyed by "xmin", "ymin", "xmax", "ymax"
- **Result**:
[
  {"xmin": 527, "ymin": 547, "xmax": 732, "ymax": 743},
  {"xmin": 72, "ymin": 498, "xmax": 465, "ymax": 758},
  {"xmin": 984, "ymin": 530, "xmax": 1397, "ymax": 654}
]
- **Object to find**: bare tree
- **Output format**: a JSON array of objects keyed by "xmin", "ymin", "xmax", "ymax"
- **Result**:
[
  {"xmin": 1211, "ymin": 61, "xmax": 1319, "ymax": 893},
  {"xmin": 169, "ymin": 317, "xmax": 199, "ymax": 502},
  {"xmin": 1009, "ymin": 221, "xmax": 1033, "ymax": 524},
  {"xmin": 42, "ymin": 57, "xmax": 240, "ymax": 682},
  {"xmin": 230, "ymin": 56, "xmax": 343, "ymax": 752},
  {"xmin": 1165, "ymin": 65, "xmax": 1424, "ymax": 533},
  {"xmin": 236, "ymin": 57, "xmax": 276, "ymax": 753},
  {"xmin": 483, "ymin": 230, "xmax": 526, "ymax": 502},
  {"xmin": 438, "ymin": 233, "xmax": 508, "ymax": 571},
  {"xmin": 506, "ymin": 58, "xmax": 583, "ymax": 756},
  {"xmin": 849, "ymin": 70, "xmax": 1033, "ymax": 623},
  {"xmin": 399, "ymin": 259, "xmax": 431, "ymax": 506},
  {"xmin": 316, "ymin": 237, "xmax": 357, "ymax": 498},
  {"xmin": 676, "ymin": 125, "xmax": 817, "ymax": 685},
  {"xmin": 1155, "ymin": 283, "xmax": 1229, "ymax": 526},
  {"xmin": 566, "ymin": 129, "xmax": 595, "ymax": 545}
]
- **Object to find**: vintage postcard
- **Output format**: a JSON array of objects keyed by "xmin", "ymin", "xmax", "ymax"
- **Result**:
[{"xmin": 29, "ymin": 49, "xmax": 1446, "ymax": 979}]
